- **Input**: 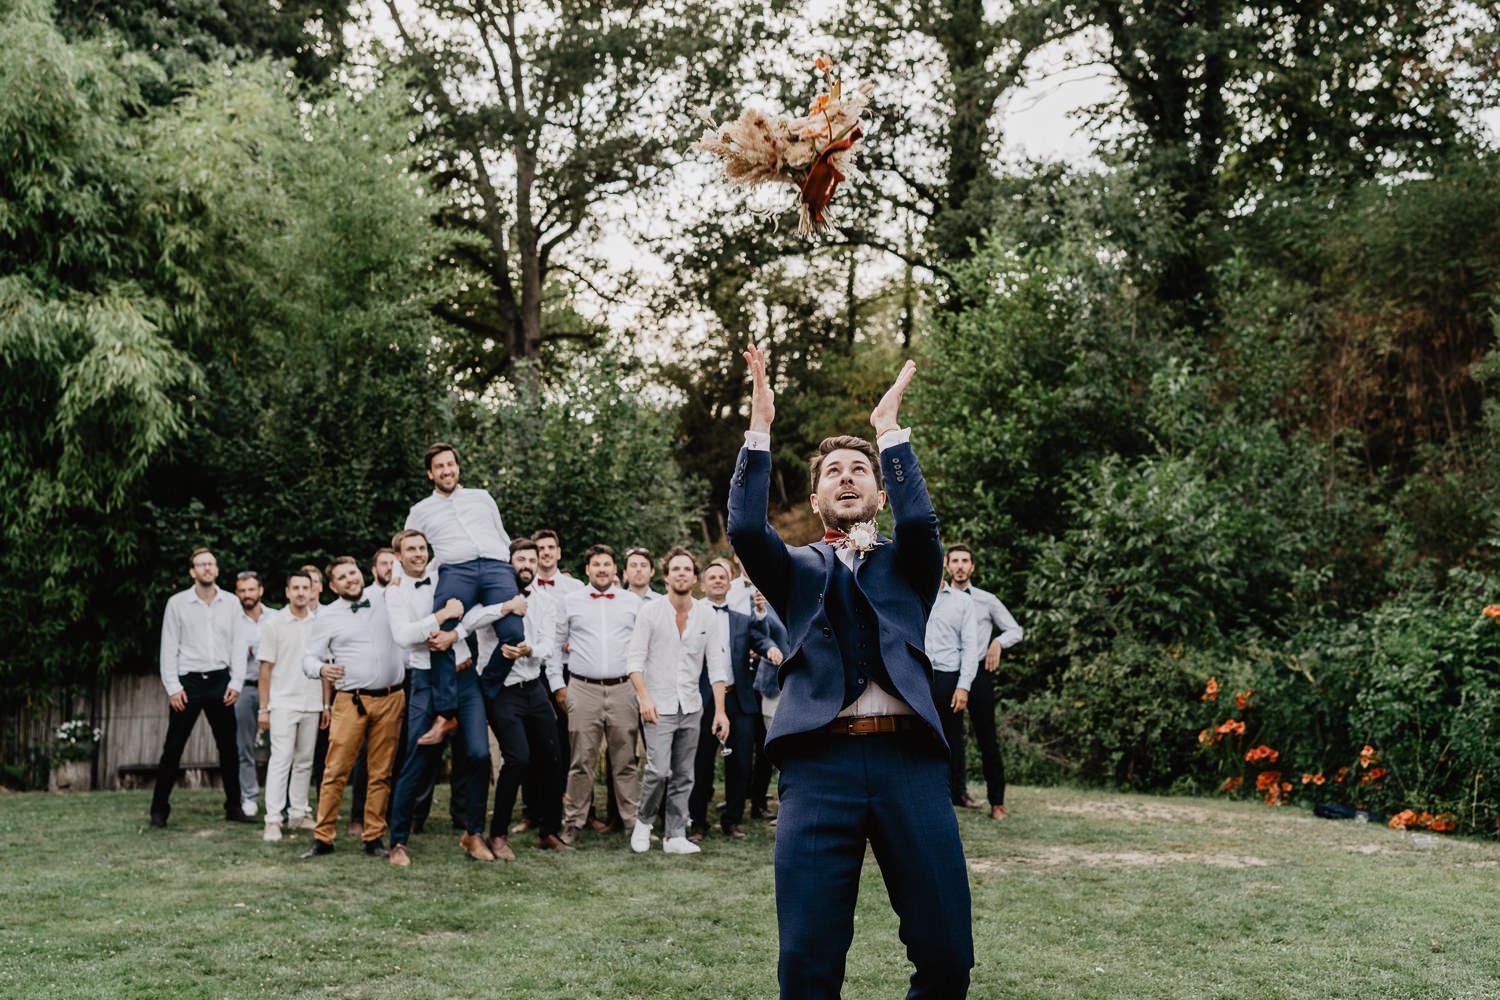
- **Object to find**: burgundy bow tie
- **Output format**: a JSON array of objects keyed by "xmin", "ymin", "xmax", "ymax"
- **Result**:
[
  {"xmin": 823, "ymin": 529, "xmax": 848, "ymax": 546},
  {"xmin": 536, "ymin": 578, "xmax": 555, "ymax": 587},
  {"xmin": 590, "ymin": 591, "xmax": 614, "ymax": 599}
]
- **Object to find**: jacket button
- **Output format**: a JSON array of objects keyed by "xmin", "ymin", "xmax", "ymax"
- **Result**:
[
  {"xmin": 822, "ymin": 626, "xmax": 832, "ymax": 637},
  {"xmin": 857, "ymin": 676, "xmax": 866, "ymax": 685}
]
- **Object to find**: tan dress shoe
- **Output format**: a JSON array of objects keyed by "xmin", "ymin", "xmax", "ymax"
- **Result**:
[
  {"xmin": 536, "ymin": 834, "xmax": 575, "ymax": 852},
  {"xmin": 488, "ymin": 835, "xmax": 516, "ymax": 861},
  {"xmin": 417, "ymin": 716, "xmax": 459, "ymax": 746},
  {"xmin": 461, "ymin": 832, "xmax": 496, "ymax": 861},
  {"xmin": 389, "ymin": 844, "xmax": 412, "ymax": 866},
  {"xmin": 990, "ymin": 804, "xmax": 1009, "ymax": 821}
]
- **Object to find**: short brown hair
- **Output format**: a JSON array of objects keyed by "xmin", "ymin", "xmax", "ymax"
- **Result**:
[
  {"xmin": 584, "ymin": 543, "xmax": 616, "ymax": 566},
  {"xmin": 424, "ymin": 441, "xmax": 458, "ymax": 470},
  {"xmin": 298, "ymin": 563, "xmax": 323, "ymax": 582},
  {"xmin": 510, "ymin": 538, "xmax": 539, "ymax": 558},
  {"xmin": 325, "ymin": 555, "xmax": 359, "ymax": 580},
  {"xmin": 704, "ymin": 557, "xmax": 734, "ymax": 578},
  {"xmin": 531, "ymin": 529, "xmax": 560, "ymax": 545},
  {"xmin": 624, "ymin": 546, "xmax": 654, "ymax": 566},
  {"xmin": 809, "ymin": 435, "xmax": 882, "ymax": 492},
  {"xmin": 661, "ymin": 546, "xmax": 699, "ymax": 576},
  {"xmin": 945, "ymin": 543, "xmax": 973, "ymax": 560},
  {"xmin": 391, "ymin": 529, "xmax": 427, "ymax": 551},
  {"xmin": 188, "ymin": 547, "xmax": 214, "ymax": 567},
  {"xmin": 372, "ymin": 546, "xmax": 397, "ymax": 563}
]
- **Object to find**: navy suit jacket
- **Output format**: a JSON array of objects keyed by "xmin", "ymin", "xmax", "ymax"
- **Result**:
[
  {"xmin": 727, "ymin": 440, "xmax": 944, "ymax": 761},
  {"xmin": 698, "ymin": 608, "xmax": 779, "ymax": 715}
]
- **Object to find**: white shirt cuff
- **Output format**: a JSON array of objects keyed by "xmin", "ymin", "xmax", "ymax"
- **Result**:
[
  {"xmin": 876, "ymin": 427, "xmax": 911, "ymax": 450},
  {"xmin": 744, "ymin": 430, "xmax": 770, "ymax": 451}
]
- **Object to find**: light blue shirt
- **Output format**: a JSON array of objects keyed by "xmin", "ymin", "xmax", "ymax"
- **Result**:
[
  {"xmin": 960, "ymin": 585, "xmax": 1023, "ymax": 664},
  {"xmin": 925, "ymin": 584, "xmax": 977, "ymax": 690}
]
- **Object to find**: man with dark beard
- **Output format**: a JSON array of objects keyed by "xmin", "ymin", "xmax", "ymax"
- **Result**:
[{"xmin": 728, "ymin": 346, "xmax": 973, "ymax": 999}]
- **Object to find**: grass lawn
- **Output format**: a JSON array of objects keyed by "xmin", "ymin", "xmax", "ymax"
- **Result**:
[{"xmin": 2, "ymin": 783, "xmax": 1497, "ymax": 999}]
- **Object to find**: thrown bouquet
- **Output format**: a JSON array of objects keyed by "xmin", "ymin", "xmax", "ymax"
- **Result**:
[{"xmin": 692, "ymin": 54, "xmax": 874, "ymax": 236}]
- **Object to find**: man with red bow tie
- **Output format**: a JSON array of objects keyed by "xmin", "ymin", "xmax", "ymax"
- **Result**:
[{"xmin": 554, "ymin": 544, "xmax": 643, "ymax": 844}]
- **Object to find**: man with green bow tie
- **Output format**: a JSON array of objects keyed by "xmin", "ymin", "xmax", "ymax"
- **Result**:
[{"xmin": 299, "ymin": 556, "xmax": 407, "ymax": 858}]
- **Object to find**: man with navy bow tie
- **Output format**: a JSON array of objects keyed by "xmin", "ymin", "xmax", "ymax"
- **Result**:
[{"xmin": 728, "ymin": 346, "xmax": 973, "ymax": 999}]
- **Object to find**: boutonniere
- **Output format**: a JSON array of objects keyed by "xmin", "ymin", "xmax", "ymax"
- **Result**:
[{"xmin": 826, "ymin": 521, "xmax": 885, "ymax": 555}]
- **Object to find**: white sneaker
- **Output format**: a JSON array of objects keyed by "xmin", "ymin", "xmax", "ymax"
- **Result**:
[
  {"xmin": 630, "ymin": 821, "xmax": 652, "ymax": 854},
  {"xmin": 262, "ymin": 823, "xmax": 282, "ymax": 842},
  {"xmin": 291, "ymin": 816, "xmax": 316, "ymax": 831},
  {"xmin": 662, "ymin": 836, "xmax": 701, "ymax": 855},
  {"xmin": 241, "ymin": 798, "xmax": 259, "ymax": 817}
]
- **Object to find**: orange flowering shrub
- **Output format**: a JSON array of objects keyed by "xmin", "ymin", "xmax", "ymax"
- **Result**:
[
  {"xmin": 1233, "ymin": 688, "xmax": 1254, "ymax": 710},
  {"xmin": 1244, "ymin": 745, "xmax": 1279, "ymax": 764},
  {"xmin": 1202, "ymin": 676, "xmax": 1219, "ymax": 701}
]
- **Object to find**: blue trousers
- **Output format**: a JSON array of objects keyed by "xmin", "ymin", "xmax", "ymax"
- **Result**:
[
  {"xmin": 389, "ymin": 668, "xmax": 488, "ymax": 845},
  {"xmin": 774, "ymin": 732, "xmax": 973, "ymax": 999},
  {"xmin": 430, "ymin": 558, "xmax": 525, "ymax": 716}
]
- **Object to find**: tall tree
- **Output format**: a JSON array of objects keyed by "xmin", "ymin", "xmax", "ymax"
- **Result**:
[{"xmin": 380, "ymin": 0, "xmax": 784, "ymax": 389}]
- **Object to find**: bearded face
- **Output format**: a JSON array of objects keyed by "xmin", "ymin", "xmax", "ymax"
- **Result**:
[{"xmin": 811, "ymin": 447, "xmax": 885, "ymax": 531}]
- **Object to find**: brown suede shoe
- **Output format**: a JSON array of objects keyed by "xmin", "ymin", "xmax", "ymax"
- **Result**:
[
  {"xmin": 722, "ymin": 824, "xmax": 747, "ymax": 840},
  {"xmin": 417, "ymin": 716, "xmax": 459, "ymax": 746},
  {"xmin": 536, "ymin": 834, "xmax": 575, "ymax": 852},
  {"xmin": 990, "ymin": 804, "xmax": 1009, "ymax": 821},
  {"xmin": 587, "ymin": 816, "xmax": 612, "ymax": 833},
  {"xmin": 460, "ymin": 832, "xmax": 496, "ymax": 861},
  {"xmin": 389, "ymin": 844, "xmax": 412, "ymax": 867},
  {"xmin": 488, "ymin": 835, "xmax": 516, "ymax": 861}
]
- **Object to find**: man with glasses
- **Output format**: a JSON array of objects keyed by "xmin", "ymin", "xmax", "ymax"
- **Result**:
[
  {"xmin": 150, "ymin": 548, "xmax": 252, "ymax": 828},
  {"xmin": 233, "ymin": 571, "xmax": 267, "ymax": 817}
]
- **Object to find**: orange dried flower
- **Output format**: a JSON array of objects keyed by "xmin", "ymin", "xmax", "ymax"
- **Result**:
[
  {"xmin": 1202, "ymin": 676, "xmax": 1220, "ymax": 701},
  {"xmin": 1244, "ymin": 745, "xmax": 1279, "ymax": 764},
  {"xmin": 814, "ymin": 53, "xmax": 835, "ymax": 74},
  {"xmin": 1233, "ymin": 688, "xmax": 1254, "ymax": 710}
]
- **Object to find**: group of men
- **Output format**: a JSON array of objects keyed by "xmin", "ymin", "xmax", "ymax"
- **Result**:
[{"xmin": 152, "ymin": 359, "xmax": 1022, "ymax": 997}]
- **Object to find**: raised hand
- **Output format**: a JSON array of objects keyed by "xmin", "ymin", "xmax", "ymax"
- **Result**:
[
  {"xmin": 743, "ymin": 343, "xmax": 775, "ymax": 432},
  {"xmin": 870, "ymin": 359, "xmax": 917, "ymax": 436}
]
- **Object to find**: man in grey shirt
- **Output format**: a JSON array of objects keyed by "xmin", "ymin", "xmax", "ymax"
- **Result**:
[
  {"xmin": 946, "ymin": 544, "xmax": 1024, "ymax": 820},
  {"xmin": 925, "ymin": 575, "xmax": 977, "ymax": 806},
  {"xmin": 232, "ymin": 571, "xmax": 267, "ymax": 818},
  {"xmin": 150, "ymin": 547, "xmax": 251, "ymax": 828}
]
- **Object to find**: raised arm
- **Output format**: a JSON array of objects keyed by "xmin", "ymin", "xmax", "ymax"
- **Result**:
[
  {"xmin": 727, "ymin": 344, "xmax": 793, "ymax": 613},
  {"xmin": 869, "ymin": 359, "xmax": 916, "ymax": 438}
]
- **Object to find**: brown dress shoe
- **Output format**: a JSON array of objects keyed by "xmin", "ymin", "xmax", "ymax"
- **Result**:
[
  {"xmin": 722, "ymin": 824, "xmax": 747, "ymax": 840},
  {"xmin": 389, "ymin": 844, "xmax": 412, "ymax": 867},
  {"xmin": 587, "ymin": 816, "xmax": 611, "ymax": 833},
  {"xmin": 510, "ymin": 817, "xmax": 535, "ymax": 834},
  {"xmin": 536, "ymin": 834, "xmax": 575, "ymax": 852},
  {"xmin": 687, "ymin": 826, "xmax": 706, "ymax": 844},
  {"xmin": 488, "ymin": 835, "xmax": 516, "ymax": 861},
  {"xmin": 417, "ymin": 716, "xmax": 459, "ymax": 746},
  {"xmin": 461, "ymin": 833, "xmax": 496, "ymax": 861},
  {"xmin": 956, "ymin": 796, "xmax": 981, "ymax": 809},
  {"xmin": 990, "ymin": 804, "xmax": 1009, "ymax": 821}
]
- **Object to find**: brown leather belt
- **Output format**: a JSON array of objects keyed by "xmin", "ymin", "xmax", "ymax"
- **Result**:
[{"xmin": 821, "ymin": 715, "xmax": 920, "ymax": 736}]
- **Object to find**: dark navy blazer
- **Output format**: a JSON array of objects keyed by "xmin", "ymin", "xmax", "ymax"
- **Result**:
[
  {"xmin": 727, "ymin": 440, "xmax": 944, "ymax": 760},
  {"xmin": 697, "ymin": 607, "xmax": 779, "ymax": 716}
]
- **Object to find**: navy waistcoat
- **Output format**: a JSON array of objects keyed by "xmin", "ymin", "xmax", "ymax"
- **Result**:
[{"xmin": 827, "ymin": 555, "xmax": 896, "ymax": 708}]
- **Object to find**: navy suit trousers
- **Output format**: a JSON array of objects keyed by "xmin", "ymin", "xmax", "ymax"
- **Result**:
[
  {"xmin": 430, "ymin": 558, "xmax": 524, "ymax": 716},
  {"xmin": 775, "ymin": 732, "xmax": 973, "ymax": 999}
]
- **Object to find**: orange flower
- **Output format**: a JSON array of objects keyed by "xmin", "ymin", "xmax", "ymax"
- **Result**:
[
  {"xmin": 1428, "ymin": 813, "xmax": 1457, "ymax": 833},
  {"xmin": 1389, "ymin": 808, "xmax": 1417, "ymax": 829},
  {"xmin": 1334, "ymin": 766, "xmax": 1350, "ymax": 783},
  {"xmin": 1233, "ymin": 688, "xmax": 1254, "ymax": 710},
  {"xmin": 1221, "ymin": 776, "xmax": 1243, "ymax": 792},
  {"xmin": 1301, "ymin": 773, "xmax": 1325, "ymax": 785},
  {"xmin": 1483, "ymin": 604, "xmax": 1500, "ymax": 619},
  {"xmin": 1198, "ymin": 728, "xmax": 1216, "ymax": 745},
  {"xmin": 1245, "ymin": 745, "xmax": 1279, "ymax": 764},
  {"xmin": 1359, "ymin": 745, "xmax": 1378, "ymax": 767},
  {"xmin": 1255, "ymin": 770, "xmax": 1282, "ymax": 791},
  {"xmin": 1359, "ymin": 766, "xmax": 1387, "ymax": 785},
  {"xmin": 814, "ymin": 53, "xmax": 835, "ymax": 74},
  {"xmin": 1215, "ymin": 719, "xmax": 1245, "ymax": 736},
  {"xmin": 1202, "ymin": 676, "xmax": 1220, "ymax": 701}
]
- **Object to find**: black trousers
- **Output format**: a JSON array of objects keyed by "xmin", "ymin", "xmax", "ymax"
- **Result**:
[
  {"xmin": 930, "ymin": 670, "xmax": 968, "ymax": 803},
  {"xmin": 150, "ymin": 670, "xmax": 243, "ymax": 819},
  {"xmin": 750, "ymin": 712, "xmax": 774, "ymax": 813},
  {"xmin": 966, "ymin": 664, "xmax": 1006, "ymax": 806},
  {"xmin": 688, "ymin": 706, "xmax": 718, "ymax": 831},
  {"xmin": 721, "ymin": 704, "xmax": 757, "ymax": 828},
  {"xmin": 482, "ymin": 676, "xmax": 562, "ymax": 838}
]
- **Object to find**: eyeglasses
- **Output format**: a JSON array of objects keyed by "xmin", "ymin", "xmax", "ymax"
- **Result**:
[{"xmin": 236, "ymin": 571, "xmax": 259, "ymax": 581}]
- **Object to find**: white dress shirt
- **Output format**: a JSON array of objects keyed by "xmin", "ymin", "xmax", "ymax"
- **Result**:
[
  {"xmin": 463, "ymin": 586, "xmax": 563, "ymax": 690},
  {"xmin": 555, "ymin": 585, "xmax": 642, "ymax": 680},
  {"xmin": 404, "ymin": 487, "xmax": 512, "ymax": 564},
  {"xmin": 258, "ymin": 606, "xmax": 324, "ymax": 712},
  {"xmin": 744, "ymin": 427, "xmax": 915, "ymax": 718},
  {"xmin": 628, "ymin": 597, "xmax": 727, "ymax": 714},
  {"xmin": 302, "ymin": 589, "xmax": 405, "ymax": 691},
  {"xmin": 533, "ymin": 571, "xmax": 585, "ymax": 596},
  {"xmin": 240, "ymin": 607, "xmax": 264, "ymax": 681},
  {"xmin": 385, "ymin": 570, "xmax": 444, "ymax": 670},
  {"xmin": 159, "ymin": 587, "xmax": 246, "ymax": 696},
  {"xmin": 726, "ymin": 577, "xmax": 759, "ymax": 616}
]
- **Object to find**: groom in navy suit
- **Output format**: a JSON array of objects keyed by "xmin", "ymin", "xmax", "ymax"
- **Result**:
[{"xmin": 728, "ymin": 346, "xmax": 973, "ymax": 999}]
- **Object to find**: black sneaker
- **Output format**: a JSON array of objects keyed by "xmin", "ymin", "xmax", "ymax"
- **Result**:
[
  {"xmin": 364, "ymin": 840, "xmax": 390, "ymax": 858},
  {"xmin": 300, "ymin": 840, "xmax": 336, "ymax": 859}
]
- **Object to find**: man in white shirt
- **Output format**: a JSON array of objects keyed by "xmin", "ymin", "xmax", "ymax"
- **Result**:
[
  {"xmin": 464, "ymin": 538, "xmax": 572, "ymax": 859},
  {"xmin": 256, "ymin": 570, "xmax": 324, "ymax": 842},
  {"xmin": 530, "ymin": 529, "xmax": 585, "ymax": 596},
  {"xmin": 370, "ymin": 547, "xmax": 396, "ymax": 590},
  {"xmin": 299, "ymin": 557, "xmax": 407, "ymax": 858},
  {"xmin": 925, "ymin": 578, "xmax": 977, "ymax": 806},
  {"xmin": 232, "ymin": 571, "xmax": 267, "ymax": 818},
  {"xmin": 150, "ymin": 547, "xmax": 250, "ymax": 828},
  {"xmin": 628, "ymin": 548, "xmax": 730, "ymax": 855},
  {"xmin": 556, "ymin": 544, "xmax": 643, "ymax": 844},
  {"xmin": 623, "ymin": 547, "xmax": 661, "ymax": 602},
  {"xmin": 403, "ymin": 442, "xmax": 523, "ymax": 749}
]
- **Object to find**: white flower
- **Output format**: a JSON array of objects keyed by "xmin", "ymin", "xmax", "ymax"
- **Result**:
[{"xmin": 843, "ymin": 521, "xmax": 884, "ymax": 553}]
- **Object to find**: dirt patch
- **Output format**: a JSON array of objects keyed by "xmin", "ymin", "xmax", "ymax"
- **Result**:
[
  {"xmin": 969, "ymin": 846, "xmax": 1270, "ymax": 873},
  {"xmin": 1044, "ymin": 799, "xmax": 1223, "ymax": 826}
]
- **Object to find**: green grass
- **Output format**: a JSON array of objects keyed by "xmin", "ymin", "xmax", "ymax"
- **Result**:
[{"xmin": 2, "ymin": 784, "xmax": 1498, "ymax": 998}]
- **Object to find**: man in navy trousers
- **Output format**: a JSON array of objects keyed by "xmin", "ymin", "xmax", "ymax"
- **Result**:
[{"xmin": 728, "ymin": 346, "xmax": 973, "ymax": 999}]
